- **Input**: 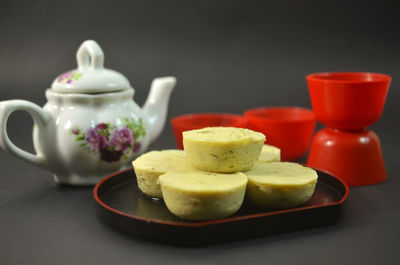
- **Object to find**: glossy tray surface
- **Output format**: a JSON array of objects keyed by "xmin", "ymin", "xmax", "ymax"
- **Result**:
[{"xmin": 94, "ymin": 169, "xmax": 349, "ymax": 245}]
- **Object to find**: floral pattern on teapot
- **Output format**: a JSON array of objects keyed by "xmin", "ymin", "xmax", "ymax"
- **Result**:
[
  {"xmin": 57, "ymin": 71, "xmax": 83, "ymax": 84},
  {"xmin": 71, "ymin": 118, "xmax": 146, "ymax": 162}
]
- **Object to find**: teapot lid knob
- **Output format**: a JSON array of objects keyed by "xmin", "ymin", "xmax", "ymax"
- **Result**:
[
  {"xmin": 76, "ymin": 40, "xmax": 104, "ymax": 70},
  {"xmin": 50, "ymin": 40, "xmax": 132, "ymax": 94}
]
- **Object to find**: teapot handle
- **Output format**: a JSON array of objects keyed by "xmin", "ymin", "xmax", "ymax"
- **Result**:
[
  {"xmin": 0, "ymin": 100, "xmax": 50, "ymax": 168},
  {"xmin": 76, "ymin": 40, "xmax": 104, "ymax": 70}
]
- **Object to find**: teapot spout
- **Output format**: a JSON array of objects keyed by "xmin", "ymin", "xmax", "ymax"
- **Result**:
[{"xmin": 142, "ymin": 76, "xmax": 176, "ymax": 144}]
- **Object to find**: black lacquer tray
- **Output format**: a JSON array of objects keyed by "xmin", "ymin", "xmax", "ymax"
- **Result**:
[{"xmin": 94, "ymin": 168, "xmax": 349, "ymax": 245}]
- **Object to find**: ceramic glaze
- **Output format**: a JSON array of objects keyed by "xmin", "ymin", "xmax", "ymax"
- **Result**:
[
  {"xmin": 0, "ymin": 40, "xmax": 176, "ymax": 185},
  {"xmin": 306, "ymin": 72, "xmax": 390, "ymax": 186}
]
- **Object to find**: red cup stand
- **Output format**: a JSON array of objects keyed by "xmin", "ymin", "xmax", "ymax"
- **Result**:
[
  {"xmin": 307, "ymin": 128, "xmax": 386, "ymax": 186},
  {"xmin": 306, "ymin": 72, "xmax": 391, "ymax": 186}
]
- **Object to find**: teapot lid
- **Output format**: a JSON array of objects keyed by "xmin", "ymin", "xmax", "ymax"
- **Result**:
[{"xmin": 51, "ymin": 40, "xmax": 131, "ymax": 93}]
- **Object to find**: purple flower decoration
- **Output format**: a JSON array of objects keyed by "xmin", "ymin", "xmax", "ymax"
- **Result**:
[
  {"xmin": 133, "ymin": 142, "xmax": 141, "ymax": 152},
  {"xmin": 86, "ymin": 127, "xmax": 107, "ymax": 149},
  {"xmin": 96, "ymin": 123, "xmax": 108, "ymax": 130},
  {"xmin": 71, "ymin": 118, "xmax": 145, "ymax": 163},
  {"xmin": 109, "ymin": 127, "xmax": 134, "ymax": 152},
  {"xmin": 57, "ymin": 71, "xmax": 83, "ymax": 84},
  {"xmin": 57, "ymin": 72, "xmax": 73, "ymax": 82}
]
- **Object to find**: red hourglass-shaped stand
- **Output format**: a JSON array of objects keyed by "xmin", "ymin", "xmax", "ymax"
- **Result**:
[{"xmin": 306, "ymin": 72, "xmax": 391, "ymax": 186}]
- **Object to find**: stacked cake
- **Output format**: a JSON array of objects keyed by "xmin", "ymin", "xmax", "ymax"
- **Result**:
[{"xmin": 132, "ymin": 127, "xmax": 317, "ymax": 221}]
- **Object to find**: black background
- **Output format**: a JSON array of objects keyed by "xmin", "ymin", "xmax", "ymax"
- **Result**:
[{"xmin": 0, "ymin": 1, "xmax": 399, "ymax": 264}]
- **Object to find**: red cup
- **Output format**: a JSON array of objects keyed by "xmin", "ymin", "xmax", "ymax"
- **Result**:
[
  {"xmin": 243, "ymin": 107, "xmax": 316, "ymax": 161},
  {"xmin": 170, "ymin": 113, "xmax": 247, "ymax": 149},
  {"xmin": 307, "ymin": 72, "xmax": 391, "ymax": 130},
  {"xmin": 307, "ymin": 128, "xmax": 386, "ymax": 186}
]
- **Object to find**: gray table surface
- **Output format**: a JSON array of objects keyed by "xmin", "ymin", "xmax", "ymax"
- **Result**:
[
  {"xmin": 1, "ymin": 124, "xmax": 399, "ymax": 265},
  {"xmin": 1, "ymin": 0, "xmax": 400, "ymax": 264}
]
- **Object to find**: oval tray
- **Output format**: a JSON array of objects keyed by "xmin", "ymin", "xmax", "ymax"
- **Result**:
[{"xmin": 93, "ymin": 168, "xmax": 349, "ymax": 245}]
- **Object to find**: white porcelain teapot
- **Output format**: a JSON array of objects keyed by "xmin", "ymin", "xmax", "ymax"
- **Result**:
[{"xmin": 0, "ymin": 40, "xmax": 176, "ymax": 185}]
